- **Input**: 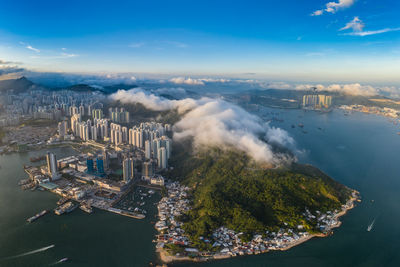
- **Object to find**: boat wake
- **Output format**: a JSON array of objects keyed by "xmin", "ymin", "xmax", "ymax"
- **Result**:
[
  {"xmin": 1, "ymin": 244, "xmax": 55, "ymax": 261},
  {"xmin": 367, "ymin": 219, "xmax": 376, "ymax": 232},
  {"xmin": 49, "ymin": 258, "xmax": 68, "ymax": 266}
]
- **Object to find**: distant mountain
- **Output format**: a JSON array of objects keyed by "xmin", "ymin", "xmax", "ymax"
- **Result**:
[
  {"xmin": 64, "ymin": 84, "xmax": 103, "ymax": 93},
  {"xmin": 0, "ymin": 77, "xmax": 34, "ymax": 93},
  {"xmin": 52, "ymin": 83, "xmax": 137, "ymax": 94},
  {"xmin": 0, "ymin": 76, "xmax": 139, "ymax": 95}
]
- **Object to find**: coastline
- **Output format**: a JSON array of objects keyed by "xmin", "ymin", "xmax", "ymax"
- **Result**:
[{"xmin": 156, "ymin": 191, "xmax": 360, "ymax": 265}]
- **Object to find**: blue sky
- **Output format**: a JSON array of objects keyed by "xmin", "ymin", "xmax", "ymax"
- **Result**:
[{"xmin": 0, "ymin": 0, "xmax": 399, "ymax": 84}]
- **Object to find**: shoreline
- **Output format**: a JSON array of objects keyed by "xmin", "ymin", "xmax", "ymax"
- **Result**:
[{"xmin": 156, "ymin": 191, "xmax": 359, "ymax": 265}]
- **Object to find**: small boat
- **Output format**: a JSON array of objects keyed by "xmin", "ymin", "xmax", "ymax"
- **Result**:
[
  {"xmin": 367, "ymin": 219, "xmax": 375, "ymax": 232},
  {"xmin": 59, "ymin": 257, "xmax": 68, "ymax": 262},
  {"xmin": 298, "ymin": 123, "xmax": 304, "ymax": 128}
]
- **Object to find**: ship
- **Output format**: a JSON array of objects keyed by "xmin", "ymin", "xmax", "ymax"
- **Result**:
[
  {"xmin": 27, "ymin": 210, "xmax": 48, "ymax": 223},
  {"xmin": 107, "ymin": 207, "xmax": 145, "ymax": 219},
  {"xmin": 54, "ymin": 201, "xmax": 77, "ymax": 215},
  {"xmin": 79, "ymin": 203, "xmax": 93, "ymax": 214},
  {"xmin": 18, "ymin": 178, "xmax": 31, "ymax": 186},
  {"xmin": 29, "ymin": 155, "xmax": 46, "ymax": 162},
  {"xmin": 57, "ymin": 197, "xmax": 69, "ymax": 206}
]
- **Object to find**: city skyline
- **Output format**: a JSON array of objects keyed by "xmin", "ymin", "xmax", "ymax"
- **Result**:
[{"xmin": 0, "ymin": 0, "xmax": 400, "ymax": 85}]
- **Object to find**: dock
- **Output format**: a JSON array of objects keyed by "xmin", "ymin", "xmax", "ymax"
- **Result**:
[
  {"xmin": 27, "ymin": 210, "xmax": 48, "ymax": 223},
  {"xmin": 107, "ymin": 207, "xmax": 145, "ymax": 219}
]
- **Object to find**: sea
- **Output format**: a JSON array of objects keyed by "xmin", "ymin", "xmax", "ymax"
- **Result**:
[{"xmin": 1, "ymin": 108, "xmax": 400, "ymax": 267}]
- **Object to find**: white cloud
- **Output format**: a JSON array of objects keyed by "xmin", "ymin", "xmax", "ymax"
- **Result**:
[
  {"xmin": 324, "ymin": 83, "xmax": 378, "ymax": 96},
  {"xmin": 340, "ymin": 17, "xmax": 400, "ymax": 36},
  {"xmin": 26, "ymin": 45, "xmax": 40, "ymax": 53},
  {"xmin": 312, "ymin": 10, "xmax": 324, "ymax": 16},
  {"xmin": 170, "ymin": 77, "xmax": 205, "ymax": 85},
  {"xmin": 261, "ymin": 82, "xmax": 293, "ymax": 90},
  {"xmin": 295, "ymin": 84, "xmax": 325, "ymax": 91},
  {"xmin": 256, "ymin": 81, "xmax": 382, "ymax": 96},
  {"xmin": 344, "ymin": 27, "xmax": 400, "ymax": 36},
  {"xmin": 110, "ymin": 88, "xmax": 197, "ymax": 113},
  {"xmin": 340, "ymin": 16, "xmax": 364, "ymax": 32},
  {"xmin": 0, "ymin": 59, "xmax": 24, "ymax": 77},
  {"xmin": 109, "ymin": 88, "xmax": 295, "ymax": 164},
  {"xmin": 312, "ymin": 0, "xmax": 354, "ymax": 16}
]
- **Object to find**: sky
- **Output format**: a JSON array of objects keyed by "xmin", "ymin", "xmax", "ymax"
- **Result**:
[{"xmin": 0, "ymin": 0, "xmax": 400, "ymax": 85}]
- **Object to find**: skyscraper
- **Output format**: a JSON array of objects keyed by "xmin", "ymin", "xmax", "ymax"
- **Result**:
[
  {"xmin": 87, "ymin": 158, "xmax": 94, "ymax": 173},
  {"xmin": 145, "ymin": 140, "xmax": 152, "ymax": 159},
  {"xmin": 46, "ymin": 152, "xmax": 59, "ymax": 180},
  {"xmin": 79, "ymin": 105, "xmax": 85, "ymax": 116},
  {"xmin": 157, "ymin": 147, "xmax": 167, "ymax": 169},
  {"xmin": 96, "ymin": 157, "xmax": 104, "ymax": 174},
  {"xmin": 122, "ymin": 158, "xmax": 135, "ymax": 183},
  {"xmin": 102, "ymin": 149, "xmax": 109, "ymax": 170},
  {"xmin": 142, "ymin": 161, "xmax": 155, "ymax": 177},
  {"xmin": 92, "ymin": 109, "xmax": 103, "ymax": 120},
  {"xmin": 58, "ymin": 121, "xmax": 67, "ymax": 137}
]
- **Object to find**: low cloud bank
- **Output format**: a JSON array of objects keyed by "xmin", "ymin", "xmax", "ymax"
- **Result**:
[
  {"xmin": 169, "ymin": 77, "xmax": 230, "ymax": 85},
  {"xmin": 252, "ymin": 81, "xmax": 394, "ymax": 97},
  {"xmin": 0, "ymin": 59, "xmax": 25, "ymax": 78},
  {"xmin": 110, "ymin": 88, "xmax": 295, "ymax": 164}
]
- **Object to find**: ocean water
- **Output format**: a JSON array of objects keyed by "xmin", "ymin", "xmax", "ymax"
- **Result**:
[
  {"xmin": 0, "ymin": 147, "xmax": 160, "ymax": 267},
  {"xmin": 1, "ymin": 109, "xmax": 400, "ymax": 266}
]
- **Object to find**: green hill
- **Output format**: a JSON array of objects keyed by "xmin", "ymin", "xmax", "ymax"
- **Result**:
[
  {"xmin": 0, "ymin": 77, "xmax": 34, "ymax": 93},
  {"xmin": 166, "ymin": 143, "xmax": 353, "ymax": 246}
]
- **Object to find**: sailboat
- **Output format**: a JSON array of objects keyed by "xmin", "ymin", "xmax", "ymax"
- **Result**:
[{"xmin": 367, "ymin": 219, "xmax": 376, "ymax": 232}]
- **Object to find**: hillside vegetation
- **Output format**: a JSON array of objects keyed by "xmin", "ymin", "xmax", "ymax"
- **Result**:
[{"xmin": 166, "ymin": 143, "xmax": 352, "ymax": 246}]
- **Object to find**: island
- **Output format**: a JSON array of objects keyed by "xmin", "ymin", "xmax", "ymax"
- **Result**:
[{"xmin": 154, "ymin": 144, "xmax": 359, "ymax": 263}]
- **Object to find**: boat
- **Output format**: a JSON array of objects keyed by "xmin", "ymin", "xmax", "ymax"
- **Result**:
[
  {"xmin": 79, "ymin": 203, "xmax": 93, "ymax": 214},
  {"xmin": 29, "ymin": 156, "xmax": 46, "ymax": 162},
  {"xmin": 21, "ymin": 182, "xmax": 36, "ymax": 190},
  {"xmin": 298, "ymin": 123, "xmax": 304, "ymax": 128},
  {"xmin": 18, "ymin": 178, "xmax": 31, "ymax": 186},
  {"xmin": 367, "ymin": 219, "xmax": 376, "ymax": 232},
  {"xmin": 59, "ymin": 258, "xmax": 68, "ymax": 262},
  {"xmin": 27, "ymin": 210, "xmax": 48, "ymax": 223},
  {"xmin": 57, "ymin": 197, "xmax": 69, "ymax": 206},
  {"xmin": 54, "ymin": 201, "xmax": 77, "ymax": 215}
]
